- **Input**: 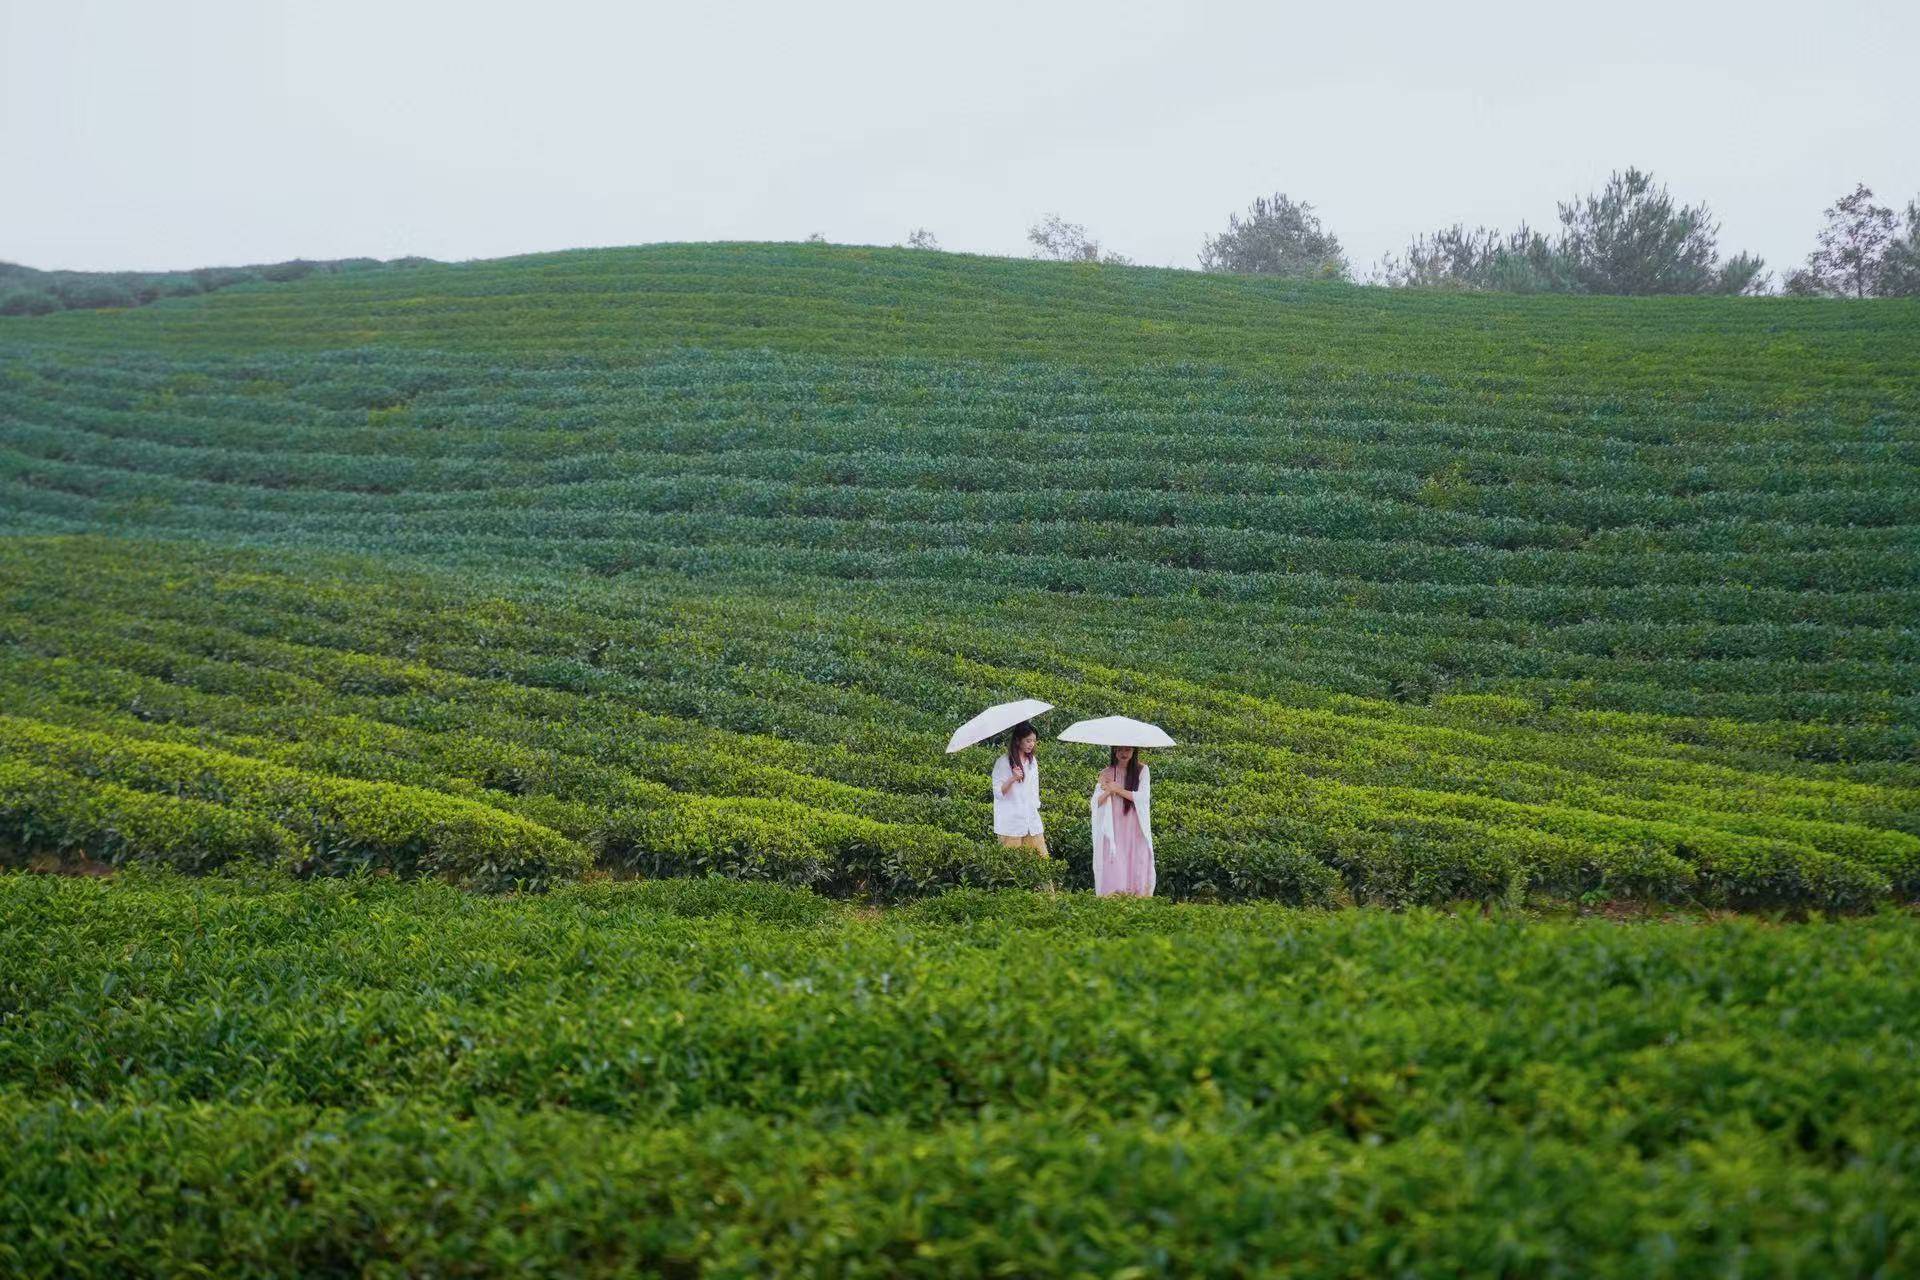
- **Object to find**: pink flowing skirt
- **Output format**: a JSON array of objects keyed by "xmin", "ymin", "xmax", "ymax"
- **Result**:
[{"xmin": 1096, "ymin": 801, "xmax": 1155, "ymax": 897}]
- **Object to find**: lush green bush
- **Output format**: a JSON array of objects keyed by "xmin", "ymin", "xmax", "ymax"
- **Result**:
[
  {"xmin": 0, "ymin": 288, "xmax": 57, "ymax": 317},
  {"xmin": 596, "ymin": 797, "xmax": 1053, "ymax": 897},
  {"xmin": 596, "ymin": 798, "xmax": 834, "ymax": 886},
  {"xmin": 1152, "ymin": 836, "xmax": 1343, "ymax": 905},
  {"xmin": 0, "ymin": 759, "xmax": 303, "ymax": 872},
  {"xmin": 1, "ymin": 873, "xmax": 1916, "ymax": 1276},
  {"xmin": 10, "ymin": 1097, "xmax": 1909, "ymax": 1278},
  {"xmin": 561, "ymin": 872, "xmax": 845, "ymax": 925},
  {"xmin": 0, "ymin": 715, "xmax": 588, "ymax": 890}
]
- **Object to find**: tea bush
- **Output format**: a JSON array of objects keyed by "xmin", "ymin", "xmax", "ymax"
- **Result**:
[
  {"xmin": 0, "ymin": 715, "xmax": 588, "ymax": 890},
  {"xmin": 0, "ymin": 758, "xmax": 304, "ymax": 872},
  {"xmin": 1, "ymin": 873, "xmax": 1916, "ymax": 1275}
]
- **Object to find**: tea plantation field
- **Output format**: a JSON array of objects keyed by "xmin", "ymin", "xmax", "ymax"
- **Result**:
[
  {"xmin": 2, "ymin": 244, "xmax": 1919, "ymax": 1271},
  {"xmin": 2, "ymin": 243, "xmax": 1917, "ymax": 907}
]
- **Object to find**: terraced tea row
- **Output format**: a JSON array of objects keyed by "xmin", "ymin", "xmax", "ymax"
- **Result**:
[
  {"xmin": 3, "ymin": 538, "xmax": 1913, "ymax": 906},
  {"xmin": 7, "ymin": 346, "xmax": 1916, "ymax": 720},
  {"xmin": 15, "ymin": 244, "xmax": 1919, "ymax": 397},
  {"xmin": 2, "ymin": 244, "xmax": 1916, "ymax": 905}
]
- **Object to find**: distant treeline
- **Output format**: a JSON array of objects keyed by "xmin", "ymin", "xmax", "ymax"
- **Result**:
[
  {"xmin": 0, "ymin": 255, "xmax": 436, "ymax": 317},
  {"xmin": 1011, "ymin": 169, "xmax": 1920, "ymax": 298},
  {"xmin": 11, "ymin": 168, "xmax": 1916, "ymax": 313}
]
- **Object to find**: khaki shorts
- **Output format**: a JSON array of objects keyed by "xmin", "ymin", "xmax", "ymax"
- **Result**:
[{"xmin": 998, "ymin": 833, "xmax": 1049, "ymax": 857}]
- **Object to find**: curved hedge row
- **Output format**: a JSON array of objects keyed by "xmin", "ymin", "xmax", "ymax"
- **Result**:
[
  {"xmin": 1, "ymin": 538, "xmax": 1913, "ymax": 909},
  {"xmin": 0, "ymin": 758, "xmax": 304, "ymax": 872},
  {"xmin": 0, "ymin": 716, "xmax": 589, "ymax": 891}
]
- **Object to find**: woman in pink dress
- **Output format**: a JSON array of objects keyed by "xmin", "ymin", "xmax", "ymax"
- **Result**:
[{"xmin": 1091, "ymin": 745, "xmax": 1154, "ymax": 896}]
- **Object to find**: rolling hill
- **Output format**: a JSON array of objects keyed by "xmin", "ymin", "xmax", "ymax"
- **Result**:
[{"xmin": 2, "ymin": 243, "xmax": 1917, "ymax": 906}]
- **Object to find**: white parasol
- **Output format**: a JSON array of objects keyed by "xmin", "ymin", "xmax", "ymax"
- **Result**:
[
  {"xmin": 1056, "ymin": 715, "xmax": 1177, "ymax": 748},
  {"xmin": 945, "ymin": 698, "xmax": 1054, "ymax": 754}
]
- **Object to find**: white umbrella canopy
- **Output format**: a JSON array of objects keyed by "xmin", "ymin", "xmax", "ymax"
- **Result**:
[
  {"xmin": 945, "ymin": 698, "xmax": 1054, "ymax": 754},
  {"xmin": 1057, "ymin": 716, "xmax": 1177, "ymax": 748}
]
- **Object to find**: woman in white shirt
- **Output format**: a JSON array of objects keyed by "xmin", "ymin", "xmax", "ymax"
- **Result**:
[{"xmin": 990, "ymin": 721, "xmax": 1047, "ymax": 859}]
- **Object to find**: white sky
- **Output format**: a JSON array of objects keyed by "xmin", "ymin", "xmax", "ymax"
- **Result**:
[{"xmin": 4, "ymin": 0, "xmax": 1916, "ymax": 278}]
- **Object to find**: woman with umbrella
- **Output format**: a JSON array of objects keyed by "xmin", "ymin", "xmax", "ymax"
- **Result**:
[
  {"xmin": 991, "ymin": 721, "xmax": 1047, "ymax": 859},
  {"xmin": 1093, "ymin": 746, "xmax": 1153, "ymax": 896},
  {"xmin": 1061, "ymin": 716, "xmax": 1170, "ymax": 897},
  {"xmin": 947, "ymin": 698, "xmax": 1054, "ymax": 860}
]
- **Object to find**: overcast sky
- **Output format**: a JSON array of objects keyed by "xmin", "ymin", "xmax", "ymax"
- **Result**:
[{"xmin": 4, "ymin": 0, "xmax": 1916, "ymax": 279}]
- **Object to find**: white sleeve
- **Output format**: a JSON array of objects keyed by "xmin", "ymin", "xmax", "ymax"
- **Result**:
[{"xmin": 1136, "ymin": 766, "xmax": 1153, "ymax": 847}]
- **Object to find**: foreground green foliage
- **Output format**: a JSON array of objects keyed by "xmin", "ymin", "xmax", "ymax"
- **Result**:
[{"xmin": 1, "ymin": 873, "xmax": 1915, "ymax": 1275}]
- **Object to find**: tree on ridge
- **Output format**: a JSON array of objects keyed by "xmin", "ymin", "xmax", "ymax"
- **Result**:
[{"xmin": 1199, "ymin": 193, "xmax": 1350, "ymax": 281}]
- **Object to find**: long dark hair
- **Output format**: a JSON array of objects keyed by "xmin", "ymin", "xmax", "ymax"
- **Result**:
[
  {"xmin": 1108, "ymin": 746, "xmax": 1144, "ymax": 813},
  {"xmin": 1006, "ymin": 721, "xmax": 1037, "ymax": 770}
]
